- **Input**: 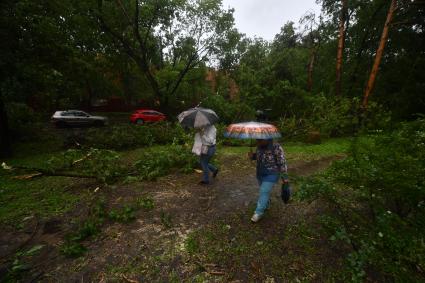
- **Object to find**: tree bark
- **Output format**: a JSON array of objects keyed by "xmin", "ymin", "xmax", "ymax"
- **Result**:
[
  {"xmin": 362, "ymin": 0, "xmax": 397, "ymax": 109},
  {"xmin": 0, "ymin": 94, "xmax": 12, "ymax": 158},
  {"xmin": 335, "ymin": 0, "xmax": 348, "ymax": 97},
  {"xmin": 307, "ymin": 47, "xmax": 317, "ymax": 92}
]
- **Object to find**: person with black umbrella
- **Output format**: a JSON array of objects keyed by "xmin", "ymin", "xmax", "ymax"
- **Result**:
[{"xmin": 178, "ymin": 107, "xmax": 219, "ymax": 185}]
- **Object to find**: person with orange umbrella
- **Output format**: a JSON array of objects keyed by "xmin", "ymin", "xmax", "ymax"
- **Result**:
[{"xmin": 224, "ymin": 122, "xmax": 289, "ymax": 222}]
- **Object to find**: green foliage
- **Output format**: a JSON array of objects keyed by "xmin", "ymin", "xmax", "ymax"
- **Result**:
[
  {"xmin": 60, "ymin": 241, "xmax": 87, "ymax": 258},
  {"xmin": 61, "ymin": 196, "xmax": 154, "ymax": 258},
  {"xmin": 160, "ymin": 210, "xmax": 173, "ymax": 229},
  {"xmin": 83, "ymin": 123, "xmax": 191, "ymax": 150},
  {"xmin": 297, "ymin": 119, "xmax": 425, "ymax": 281},
  {"xmin": 201, "ymin": 95, "xmax": 255, "ymax": 124},
  {"xmin": 185, "ymin": 234, "xmax": 200, "ymax": 255},
  {"xmin": 4, "ymin": 245, "xmax": 45, "ymax": 281},
  {"xmin": 46, "ymin": 148, "xmax": 125, "ymax": 183},
  {"xmin": 108, "ymin": 206, "xmax": 136, "ymax": 223},
  {"xmin": 137, "ymin": 196, "xmax": 155, "ymax": 211},
  {"xmin": 0, "ymin": 175, "xmax": 80, "ymax": 226},
  {"xmin": 277, "ymin": 95, "xmax": 391, "ymax": 140},
  {"xmin": 133, "ymin": 145, "xmax": 197, "ymax": 181}
]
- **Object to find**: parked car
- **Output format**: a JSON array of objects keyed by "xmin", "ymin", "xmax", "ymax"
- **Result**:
[
  {"xmin": 51, "ymin": 110, "xmax": 108, "ymax": 128},
  {"xmin": 130, "ymin": 109, "xmax": 166, "ymax": 124}
]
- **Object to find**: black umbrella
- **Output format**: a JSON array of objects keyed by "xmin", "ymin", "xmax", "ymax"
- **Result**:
[{"xmin": 177, "ymin": 107, "xmax": 219, "ymax": 129}]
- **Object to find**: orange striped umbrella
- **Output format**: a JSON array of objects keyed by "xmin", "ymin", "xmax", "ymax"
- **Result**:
[{"xmin": 224, "ymin": 122, "xmax": 281, "ymax": 140}]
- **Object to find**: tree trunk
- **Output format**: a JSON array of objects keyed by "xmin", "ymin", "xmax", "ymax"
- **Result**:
[
  {"xmin": 335, "ymin": 0, "xmax": 348, "ymax": 97},
  {"xmin": 0, "ymin": 95, "xmax": 12, "ymax": 158},
  {"xmin": 346, "ymin": 2, "xmax": 386, "ymax": 97},
  {"xmin": 307, "ymin": 47, "xmax": 317, "ymax": 92},
  {"xmin": 362, "ymin": 0, "xmax": 397, "ymax": 109}
]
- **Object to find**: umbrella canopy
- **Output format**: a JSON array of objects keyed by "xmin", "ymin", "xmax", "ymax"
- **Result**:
[
  {"xmin": 178, "ymin": 107, "xmax": 219, "ymax": 129},
  {"xmin": 224, "ymin": 122, "xmax": 281, "ymax": 139}
]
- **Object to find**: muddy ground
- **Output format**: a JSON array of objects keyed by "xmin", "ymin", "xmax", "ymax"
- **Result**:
[{"xmin": 0, "ymin": 153, "xmax": 346, "ymax": 282}]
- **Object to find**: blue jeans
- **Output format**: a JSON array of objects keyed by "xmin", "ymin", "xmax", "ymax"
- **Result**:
[
  {"xmin": 200, "ymin": 145, "xmax": 217, "ymax": 183},
  {"xmin": 255, "ymin": 178, "xmax": 277, "ymax": 216}
]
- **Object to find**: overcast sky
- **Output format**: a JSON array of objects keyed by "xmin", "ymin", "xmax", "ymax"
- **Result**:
[{"xmin": 221, "ymin": 0, "xmax": 321, "ymax": 41}]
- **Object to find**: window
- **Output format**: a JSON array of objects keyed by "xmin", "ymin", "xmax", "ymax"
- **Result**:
[{"xmin": 75, "ymin": 111, "xmax": 89, "ymax": 117}]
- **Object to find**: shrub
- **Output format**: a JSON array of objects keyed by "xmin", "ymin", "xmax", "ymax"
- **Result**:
[
  {"xmin": 82, "ymin": 122, "xmax": 192, "ymax": 150},
  {"xmin": 134, "ymin": 145, "xmax": 198, "ymax": 181},
  {"xmin": 277, "ymin": 95, "xmax": 392, "ymax": 141},
  {"xmin": 45, "ymin": 148, "xmax": 126, "ymax": 183},
  {"xmin": 297, "ymin": 119, "xmax": 425, "ymax": 281}
]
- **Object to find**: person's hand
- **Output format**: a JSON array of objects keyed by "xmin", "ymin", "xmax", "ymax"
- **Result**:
[{"xmin": 281, "ymin": 173, "xmax": 289, "ymax": 183}]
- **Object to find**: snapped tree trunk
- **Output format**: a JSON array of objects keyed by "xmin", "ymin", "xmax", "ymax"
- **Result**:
[
  {"xmin": 307, "ymin": 47, "xmax": 317, "ymax": 92},
  {"xmin": 335, "ymin": 0, "xmax": 348, "ymax": 97},
  {"xmin": 0, "ymin": 95, "xmax": 12, "ymax": 158},
  {"xmin": 362, "ymin": 0, "xmax": 397, "ymax": 109}
]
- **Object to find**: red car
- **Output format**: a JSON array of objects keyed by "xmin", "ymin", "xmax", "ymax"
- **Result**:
[{"xmin": 130, "ymin": 109, "xmax": 166, "ymax": 124}]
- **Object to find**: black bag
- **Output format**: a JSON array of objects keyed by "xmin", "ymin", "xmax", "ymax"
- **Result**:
[{"xmin": 281, "ymin": 182, "xmax": 291, "ymax": 204}]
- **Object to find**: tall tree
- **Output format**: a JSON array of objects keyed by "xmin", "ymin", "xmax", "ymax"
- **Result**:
[
  {"xmin": 300, "ymin": 12, "xmax": 322, "ymax": 92},
  {"xmin": 95, "ymin": 0, "xmax": 237, "ymax": 109},
  {"xmin": 362, "ymin": 0, "xmax": 397, "ymax": 109},
  {"xmin": 335, "ymin": 0, "xmax": 348, "ymax": 96}
]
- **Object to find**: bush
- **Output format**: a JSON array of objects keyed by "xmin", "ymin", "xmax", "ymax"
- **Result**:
[
  {"xmin": 134, "ymin": 145, "xmax": 198, "ymax": 180},
  {"xmin": 45, "ymin": 148, "xmax": 126, "ymax": 183},
  {"xmin": 82, "ymin": 122, "xmax": 192, "ymax": 150},
  {"xmin": 297, "ymin": 119, "xmax": 425, "ymax": 281},
  {"xmin": 276, "ymin": 95, "xmax": 392, "ymax": 141}
]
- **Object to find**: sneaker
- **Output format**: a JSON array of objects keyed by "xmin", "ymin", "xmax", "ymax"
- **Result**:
[
  {"xmin": 251, "ymin": 213, "xmax": 262, "ymax": 223},
  {"xmin": 199, "ymin": 181, "xmax": 209, "ymax": 185},
  {"xmin": 213, "ymin": 169, "xmax": 219, "ymax": 178}
]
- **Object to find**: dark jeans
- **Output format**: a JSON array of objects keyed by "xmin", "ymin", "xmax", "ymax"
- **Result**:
[{"xmin": 200, "ymin": 145, "xmax": 217, "ymax": 183}]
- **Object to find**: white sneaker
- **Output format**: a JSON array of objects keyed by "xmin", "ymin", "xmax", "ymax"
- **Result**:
[{"xmin": 251, "ymin": 213, "xmax": 262, "ymax": 223}]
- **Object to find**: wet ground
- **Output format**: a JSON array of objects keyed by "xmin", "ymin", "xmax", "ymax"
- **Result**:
[{"xmin": 0, "ymin": 152, "xmax": 344, "ymax": 282}]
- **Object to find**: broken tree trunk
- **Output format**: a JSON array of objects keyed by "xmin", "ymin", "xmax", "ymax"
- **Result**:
[
  {"xmin": 307, "ymin": 47, "xmax": 317, "ymax": 92},
  {"xmin": 362, "ymin": 0, "xmax": 397, "ymax": 109},
  {"xmin": 335, "ymin": 0, "xmax": 348, "ymax": 97}
]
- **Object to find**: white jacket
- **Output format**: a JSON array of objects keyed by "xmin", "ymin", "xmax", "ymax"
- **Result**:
[
  {"xmin": 200, "ymin": 125, "xmax": 216, "ymax": 146},
  {"xmin": 192, "ymin": 125, "xmax": 216, "ymax": 156}
]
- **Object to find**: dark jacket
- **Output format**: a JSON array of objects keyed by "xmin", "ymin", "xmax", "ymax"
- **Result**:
[{"xmin": 252, "ymin": 142, "xmax": 288, "ymax": 178}]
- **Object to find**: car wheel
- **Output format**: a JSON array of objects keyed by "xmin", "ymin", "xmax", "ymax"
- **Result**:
[{"xmin": 136, "ymin": 119, "xmax": 144, "ymax": 125}]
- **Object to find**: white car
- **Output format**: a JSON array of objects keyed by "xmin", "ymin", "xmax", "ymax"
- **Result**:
[{"xmin": 51, "ymin": 110, "xmax": 108, "ymax": 128}]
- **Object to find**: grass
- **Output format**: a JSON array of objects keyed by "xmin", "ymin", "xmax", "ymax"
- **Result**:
[
  {"xmin": 219, "ymin": 137, "xmax": 352, "ymax": 162},
  {"xmin": 0, "ymin": 175, "xmax": 81, "ymax": 226},
  {"xmin": 184, "ymin": 210, "xmax": 343, "ymax": 281}
]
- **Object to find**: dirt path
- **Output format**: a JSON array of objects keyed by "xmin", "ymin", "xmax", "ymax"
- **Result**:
[{"xmin": 1, "ymin": 154, "xmax": 344, "ymax": 282}]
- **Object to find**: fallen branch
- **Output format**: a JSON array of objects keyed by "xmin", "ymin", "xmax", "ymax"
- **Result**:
[
  {"xmin": 3, "ymin": 163, "xmax": 98, "ymax": 180},
  {"xmin": 122, "ymin": 274, "xmax": 139, "ymax": 283},
  {"xmin": 209, "ymin": 270, "xmax": 225, "ymax": 275},
  {"xmin": 71, "ymin": 152, "xmax": 93, "ymax": 166},
  {"xmin": 13, "ymin": 173, "xmax": 43, "ymax": 180}
]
